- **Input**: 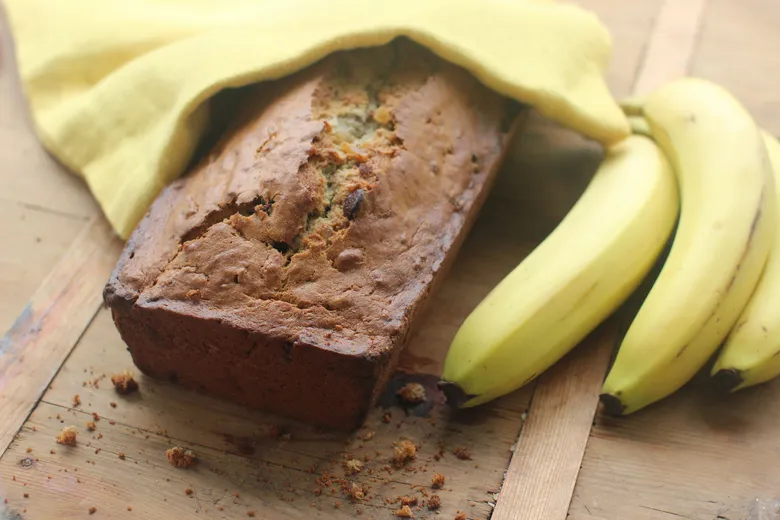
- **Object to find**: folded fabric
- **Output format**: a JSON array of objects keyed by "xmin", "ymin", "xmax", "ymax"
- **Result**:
[{"xmin": 4, "ymin": 0, "xmax": 628, "ymax": 239}]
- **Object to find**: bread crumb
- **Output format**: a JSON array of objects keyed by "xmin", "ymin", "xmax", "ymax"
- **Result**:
[
  {"xmin": 165, "ymin": 446, "xmax": 196, "ymax": 468},
  {"xmin": 428, "ymin": 495, "xmax": 441, "ymax": 510},
  {"xmin": 92, "ymin": 412, "xmax": 100, "ymax": 421},
  {"xmin": 453, "ymin": 446, "xmax": 472, "ymax": 460},
  {"xmin": 454, "ymin": 512, "xmax": 467, "ymax": 520},
  {"xmin": 382, "ymin": 413, "xmax": 392, "ymax": 423},
  {"xmin": 118, "ymin": 452, "xmax": 126, "ymax": 460},
  {"xmin": 393, "ymin": 440, "xmax": 416, "ymax": 468},
  {"xmin": 184, "ymin": 488, "xmax": 193, "ymax": 496},
  {"xmin": 86, "ymin": 421, "xmax": 96, "ymax": 431},
  {"xmin": 111, "ymin": 370, "xmax": 139, "ymax": 394},
  {"xmin": 127, "ymin": 506, "xmax": 132, "ymax": 511},
  {"xmin": 108, "ymin": 420, "xmax": 116, "ymax": 425},
  {"xmin": 50, "ymin": 449, "xmax": 55, "ymax": 454},
  {"xmin": 361, "ymin": 431, "xmax": 375, "ymax": 441},
  {"xmin": 55, "ymin": 426, "xmax": 77, "ymax": 446},
  {"xmin": 25, "ymin": 447, "xmax": 32, "ymax": 453},
  {"xmin": 110, "ymin": 402, "xmax": 117, "ymax": 408},
  {"xmin": 185, "ymin": 289, "xmax": 201, "ymax": 299},
  {"xmin": 397, "ymin": 383, "xmax": 426, "ymax": 404},
  {"xmin": 349, "ymin": 483, "xmax": 367, "ymax": 501},
  {"xmin": 432, "ymin": 473, "xmax": 445, "ymax": 489},
  {"xmin": 394, "ymin": 505, "xmax": 414, "ymax": 517},
  {"xmin": 247, "ymin": 512, "xmax": 255, "ymax": 518},
  {"xmin": 88, "ymin": 506, "xmax": 97, "ymax": 515},
  {"xmin": 401, "ymin": 496, "xmax": 418, "ymax": 506},
  {"xmin": 23, "ymin": 493, "xmax": 29, "ymax": 498},
  {"xmin": 216, "ymin": 506, "xmax": 223, "ymax": 511},
  {"xmin": 344, "ymin": 458, "xmax": 363, "ymax": 475}
]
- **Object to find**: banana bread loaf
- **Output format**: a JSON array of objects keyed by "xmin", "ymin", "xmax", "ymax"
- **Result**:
[{"xmin": 103, "ymin": 39, "xmax": 523, "ymax": 430}]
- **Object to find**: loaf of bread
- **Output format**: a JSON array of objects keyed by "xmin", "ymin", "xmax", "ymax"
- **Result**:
[{"xmin": 103, "ymin": 39, "xmax": 523, "ymax": 430}]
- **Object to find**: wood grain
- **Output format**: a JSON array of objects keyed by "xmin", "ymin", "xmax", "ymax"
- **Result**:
[
  {"xmin": 0, "ymin": 216, "xmax": 122, "ymax": 455},
  {"xmin": 631, "ymin": 0, "xmax": 710, "ymax": 96},
  {"xmin": 490, "ymin": 327, "xmax": 615, "ymax": 520},
  {"xmin": 493, "ymin": 0, "xmax": 711, "ymax": 518}
]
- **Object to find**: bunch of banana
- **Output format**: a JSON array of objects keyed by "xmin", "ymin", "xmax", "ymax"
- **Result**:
[{"xmin": 440, "ymin": 77, "xmax": 780, "ymax": 414}]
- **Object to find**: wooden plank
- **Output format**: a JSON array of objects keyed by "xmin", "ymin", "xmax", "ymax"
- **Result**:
[
  {"xmin": 490, "ymin": 327, "xmax": 614, "ymax": 520},
  {"xmin": 0, "ymin": 216, "xmax": 123, "ymax": 455},
  {"xmin": 631, "ymin": 0, "xmax": 709, "ymax": 96},
  {"xmin": 0, "ymin": 200, "xmax": 87, "ymax": 334},
  {"xmin": 493, "ymin": 1, "xmax": 710, "ymax": 518},
  {"xmin": 569, "ymin": 1, "xmax": 780, "ymax": 518}
]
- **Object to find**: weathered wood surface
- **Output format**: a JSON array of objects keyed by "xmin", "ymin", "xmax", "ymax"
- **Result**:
[{"xmin": 2, "ymin": 0, "xmax": 779, "ymax": 519}]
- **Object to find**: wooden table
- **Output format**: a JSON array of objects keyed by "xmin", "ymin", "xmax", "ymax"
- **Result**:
[{"xmin": 2, "ymin": 1, "xmax": 779, "ymax": 519}]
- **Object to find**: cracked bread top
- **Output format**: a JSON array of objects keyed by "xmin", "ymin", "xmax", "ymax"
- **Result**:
[{"xmin": 104, "ymin": 39, "xmax": 516, "ymax": 357}]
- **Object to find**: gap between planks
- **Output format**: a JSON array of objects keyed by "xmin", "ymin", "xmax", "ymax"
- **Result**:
[
  {"xmin": 0, "ymin": 215, "xmax": 122, "ymax": 455},
  {"xmin": 489, "ymin": 0, "xmax": 710, "ymax": 518}
]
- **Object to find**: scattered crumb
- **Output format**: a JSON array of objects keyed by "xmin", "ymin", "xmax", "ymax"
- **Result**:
[
  {"xmin": 118, "ymin": 452, "xmax": 126, "ymax": 460},
  {"xmin": 55, "ymin": 426, "xmax": 77, "ymax": 446},
  {"xmin": 23, "ymin": 493, "xmax": 29, "ymax": 498},
  {"xmin": 86, "ymin": 421, "xmax": 96, "ymax": 431},
  {"xmin": 108, "ymin": 420, "xmax": 116, "ymax": 425},
  {"xmin": 334, "ymin": 501, "xmax": 342, "ymax": 509},
  {"xmin": 453, "ymin": 446, "xmax": 472, "ymax": 460},
  {"xmin": 401, "ymin": 496, "xmax": 418, "ymax": 506},
  {"xmin": 361, "ymin": 431, "xmax": 375, "ymax": 441},
  {"xmin": 432, "ymin": 473, "xmax": 445, "ymax": 489},
  {"xmin": 165, "ymin": 447, "xmax": 196, "ymax": 468},
  {"xmin": 111, "ymin": 370, "xmax": 139, "ymax": 394},
  {"xmin": 313, "ymin": 488, "xmax": 322, "ymax": 496},
  {"xmin": 454, "ymin": 512, "xmax": 466, "ymax": 520},
  {"xmin": 72, "ymin": 394, "xmax": 81, "ymax": 407},
  {"xmin": 428, "ymin": 495, "xmax": 441, "ymax": 510},
  {"xmin": 185, "ymin": 289, "xmax": 201, "ymax": 299},
  {"xmin": 233, "ymin": 492, "xmax": 240, "ymax": 498},
  {"xmin": 110, "ymin": 402, "xmax": 117, "ymax": 408},
  {"xmin": 217, "ymin": 506, "xmax": 224, "ymax": 511},
  {"xmin": 349, "ymin": 483, "xmax": 367, "ymax": 501},
  {"xmin": 184, "ymin": 488, "xmax": 193, "ymax": 496},
  {"xmin": 127, "ymin": 506, "xmax": 132, "ymax": 511},
  {"xmin": 92, "ymin": 412, "xmax": 100, "ymax": 421},
  {"xmin": 97, "ymin": 434, "xmax": 103, "ymax": 440},
  {"xmin": 382, "ymin": 413, "xmax": 392, "ymax": 423},
  {"xmin": 247, "ymin": 512, "xmax": 255, "ymax": 518},
  {"xmin": 394, "ymin": 505, "xmax": 414, "ymax": 517},
  {"xmin": 344, "ymin": 458, "xmax": 364, "ymax": 475},
  {"xmin": 25, "ymin": 448, "xmax": 32, "ymax": 453},
  {"xmin": 393, "ymin": 440, "xmax": 417, "ymax": 468},
  {"xmin": 88, "ymin": 506, "xmax": 97, "ymax": 515},
  {"xmin": 396, "ymin": 383, "xmax": 426, "ymax": 404}
]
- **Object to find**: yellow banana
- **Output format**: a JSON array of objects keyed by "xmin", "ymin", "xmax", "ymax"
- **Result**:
[
  {"xmin": 711, "ymin": 131, "xmax": 780, "ymax": 391},
  {"xmin": 601, "ymin": 78, "xmax": 776, "ymax": 415},
  {"xmin": 439, "ymin": 135, "xmax": 679, "ymax": 408}
]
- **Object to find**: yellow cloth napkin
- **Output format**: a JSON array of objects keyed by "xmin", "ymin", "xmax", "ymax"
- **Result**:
[{"xmin": 4, "ymin": 0, "xmax": 628, "ymax": 239}]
